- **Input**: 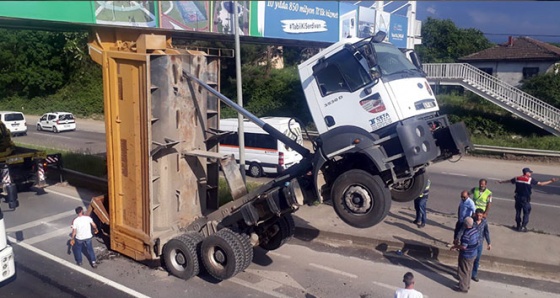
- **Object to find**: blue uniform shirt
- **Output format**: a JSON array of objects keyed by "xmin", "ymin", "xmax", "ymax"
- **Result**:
[{"xmin": 511, "ymin": 175, "xmax": 538, "ymax": 198}]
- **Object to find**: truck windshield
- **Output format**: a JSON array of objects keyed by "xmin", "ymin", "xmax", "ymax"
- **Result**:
[
  {"xmin": 371, "ymin": 43, "xmax": 422, "ymax": 78},
  {"xmin": 313, "ymin": 49, "xmax": 373, "ymax": 97}
]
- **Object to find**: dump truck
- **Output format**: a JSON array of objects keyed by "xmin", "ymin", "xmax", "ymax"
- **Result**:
[{"xmin": 86, "ymin": 28, "xmax": 470, "ymax": 282}]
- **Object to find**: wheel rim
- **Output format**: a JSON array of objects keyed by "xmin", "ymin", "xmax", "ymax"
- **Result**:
[
  {"xmin": 207, "ymin": 246, "xmax": 227, "ymax": 269},
  {"xmin": 250, "ymin": 165, "xmax": 260, "ymax": 177},
  {"xmin": 343, "ymin": 185, "xmax": 373, "ymax": 214},
  {"xmin": 170, "ymin": 250, "xmax": 187, "ymax": 272}
]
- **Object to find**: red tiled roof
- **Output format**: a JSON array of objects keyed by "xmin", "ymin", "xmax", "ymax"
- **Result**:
[{"xmin": 459, "ymin": 37, "xmax": 560, "ymax": 62}]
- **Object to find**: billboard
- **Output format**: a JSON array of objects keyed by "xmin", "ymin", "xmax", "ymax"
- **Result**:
[
  {"xmin": 389, "ymin": 14, "xmax": 408, "ymax": 48},
  {"xmin": 0, "ymin": 1, "xmax": 409, "ymax": 46},
  {"xmin": 160, "ymin": 1, "xmax": 210, "ymax": 31},
  {"xmin": 251, "ymin": 1, "xmax": 340, "ymax": 43}
]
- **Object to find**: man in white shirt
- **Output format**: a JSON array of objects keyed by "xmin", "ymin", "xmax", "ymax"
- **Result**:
[
  {"xmin": 394, "ymin": 272, "xmax": 423, "ymax": 298},
  {"xmin": 71, "ymin": 206, "xmax": 99, "ymax": 268}
]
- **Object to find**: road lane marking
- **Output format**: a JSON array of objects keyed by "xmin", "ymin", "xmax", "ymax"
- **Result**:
[
  {"xmin": 308, "ymin": 263, "xmax": 357, "ymax": 278},
  {"xmin": 266, "ymin": 251, "xmax": 292, "ymax": 259},
  {"xmin": 23, "ymin": 227, "xmax": 70, "ymax": 245},
  {"xmin": 8, "ymin": 236, "xmax": 151, "ymax": 298},
  {"xmin": 45, "ymin": 188, "xmax": 90, "ymax": 203},
  {"xmin": 440, "ymin": 172, "xmax": 468, "ymax": 177},
  {"xmin": 229, "ymin": 277, "xmax": 292, "ymax": 298},
  {"xmin": 34, "ymin": 132, "xmax": 73, "ymax": 139},
  {"xmin": 493, "ymin": 196, "xmax": 560, "ymax": 209},
  {"xmin": 7, "ymin": 210, "xmax": 75, "ymax": 232}
]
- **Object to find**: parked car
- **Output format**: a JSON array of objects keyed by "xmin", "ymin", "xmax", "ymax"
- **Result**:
[
  {"xmin": 0, "ymin": 111, "xmax": 27, "ymax": 136},
  {"xmin": 36, "ymin": 112, "xmax": 76, "ymax": 133}
]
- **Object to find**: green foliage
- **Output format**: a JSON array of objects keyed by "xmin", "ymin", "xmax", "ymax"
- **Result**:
[
  {"xmin": 520, "ymin": 73, "xmax": 560, "ymax": 107},
  {"xmin": 0, "ymin": 29, "xmax": 70, "ymax": 98},
  {"xmin": 416, "ymin": 18, "xmax": 493, "ymax": 63},
  {"xmin": 0, "ymin": 29, "xmax": 103, "ymax": 117},
  {"xmin": 438, "ymin": 93, "xmax": 550, "ymax": 138},
  {"xmin": 222, "ymin": 64, "xmax": 311, "ymax": 124}
]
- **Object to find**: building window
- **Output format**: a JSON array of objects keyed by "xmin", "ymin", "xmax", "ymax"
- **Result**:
[
  {"xmin": 479, "ymin": 67, "xmax": 493, "ymax": 75},
  {"xmin": 523, "ymin": 67, "xmax": 539, "ymax": 79}
]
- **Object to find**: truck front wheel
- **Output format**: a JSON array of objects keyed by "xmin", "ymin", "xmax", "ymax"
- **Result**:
[
  {"xmin": 331, "ymin": 170, "xmax": 391, "ymax": 228},
  {"xmin": 390, "ymin": 171, "xmax": 427, "ymax": 202}
]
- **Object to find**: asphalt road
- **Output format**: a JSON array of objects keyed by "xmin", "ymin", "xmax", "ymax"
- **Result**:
[{"xmin": 2, "ymin": 185, "xmax": 559, "ymax": 297}]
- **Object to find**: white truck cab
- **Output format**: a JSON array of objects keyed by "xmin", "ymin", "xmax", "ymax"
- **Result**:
[{"xmin": 298, "ymin": 32, "xmax": 471, "ymax": 228}]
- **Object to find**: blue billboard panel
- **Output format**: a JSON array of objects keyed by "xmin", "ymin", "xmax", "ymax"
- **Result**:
[
  {"xmin": 258, "ymin": 1, "xmax": 339, "ymax": 43},
  {"xmin": 389, "ymin": 14, "xmax": 408, "ymax": 48}
]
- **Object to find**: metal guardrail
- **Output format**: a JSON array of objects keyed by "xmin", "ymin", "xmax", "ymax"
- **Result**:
[{"xmin": 303, "ymin": 131, "xmax": 560, "ymax": 157}]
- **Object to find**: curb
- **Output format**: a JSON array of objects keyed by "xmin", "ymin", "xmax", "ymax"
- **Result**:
[{"xmin": 293, "ymin": 225, "xmax": 560, "ymax": 281}]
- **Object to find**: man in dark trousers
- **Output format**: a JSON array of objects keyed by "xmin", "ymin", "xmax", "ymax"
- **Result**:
[
  {"xmin": 455, "ymin": 208, "xmax": 491, "ymax": 282},
  {"xmin": 413, "ymin": 179, "xmax": 430, "ymax": 228},
  {"xmin": 498, "ymin": 168, "xmax": 558, "ymax": 232},
  {"xmin": 71, "ymin": 206, "xmax": 99, "ymax": 268},
  {"xmin": 450, "ymin": 217, "xmax": 479, "ymax": 293}
]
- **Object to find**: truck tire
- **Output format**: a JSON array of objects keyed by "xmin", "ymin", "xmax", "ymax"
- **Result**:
[
  {"xmin": 232, "ymin": 231, "xmax": 253, "ymax": 271},
  {"xmin": 390, "ymin": 171, "xmax": 427, "ymax": 202},
  {"xmin": 331, "ymin": 170, "xmax": 391, "ymax": 228},
  {"xmin": 162, "ymin": 232, "xmax": 202, "ymax": 280},
  {"xmin": 259, "ymin": 214, "xmax": 295, "ymax": 251},
  {"xmin": 248, "ymin": 163, "xmax": 263, "ymax": 178},
  {"xmin": 201, "ymin": 228, "xmax": 245, "ymax": 280}
]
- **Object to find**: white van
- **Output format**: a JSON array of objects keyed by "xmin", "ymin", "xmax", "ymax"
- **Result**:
[
  {"xmin": 219, "ymin": 117, "xmax": 304, "ymax": 177},
  {"xmin": 0, "ymin": 111, "xmax": 27, "ymax": 136}
]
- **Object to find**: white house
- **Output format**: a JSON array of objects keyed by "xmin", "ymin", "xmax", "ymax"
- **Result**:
[{"xmin": 459, "ymin": 36, "xmax": 560, "ymax": 87}]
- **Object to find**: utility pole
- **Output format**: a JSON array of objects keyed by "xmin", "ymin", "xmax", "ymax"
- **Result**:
[{"xmin": 234, "ymin": 1, "xmax": 246, "ymax": 181}]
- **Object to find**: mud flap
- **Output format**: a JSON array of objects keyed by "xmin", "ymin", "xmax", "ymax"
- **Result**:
[{"xmin": 433, "ymin": 122, "xmax": 472, "ymax": 159}]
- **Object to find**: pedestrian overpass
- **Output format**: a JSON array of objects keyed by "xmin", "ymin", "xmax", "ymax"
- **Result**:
[{"xmin": 423, "ymin": 63, "xmax": 560, "ymax": 136}]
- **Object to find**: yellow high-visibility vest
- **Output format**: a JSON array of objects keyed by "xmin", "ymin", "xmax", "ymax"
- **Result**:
[{"xmin": 472, "ymin": 187, "xmax": 492, "ymax": 211}]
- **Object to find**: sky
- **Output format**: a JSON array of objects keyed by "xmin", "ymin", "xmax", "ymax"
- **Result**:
[
  {"xmin": 414, "ymin": 1, "xmax": 560, "ymax": 44},
  {"xmin": 358, "ymin": 1, "xmax": 560, "ymax": 44}
]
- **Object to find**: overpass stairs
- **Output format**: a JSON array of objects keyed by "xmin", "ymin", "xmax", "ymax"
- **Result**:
[{"xmin": 423, "ymin": 63, "xmax": 560, "ymax": 136}]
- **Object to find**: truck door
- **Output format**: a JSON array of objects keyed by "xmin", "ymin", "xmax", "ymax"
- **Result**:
[{"xmin": 310, "ymin": 48, "xmax": 400, "ymax": 133}]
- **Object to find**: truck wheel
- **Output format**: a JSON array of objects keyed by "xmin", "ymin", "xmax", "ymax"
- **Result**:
[
  {"xmin": 232, "ymin": 231, "xmax": 253, "ymax": 271},
  {"xmin": 37, "ymin": 124, "xmax": 42, "ymax": 131},
  {"xmin": 390, "ymin": 171, "xmax": 427, "ymax": 202},
  {"xmin": 162, "ymin": 232, "xmax": 202, "ymax": 280},
  {"xmin": 248, "ymin": 163, "xmax": 263, "ymax": 178},
  {"xmin": 201, "ymin": 228, "xmax": 245, "ymax": 280},
  {"xmin": 259, "ymin": 214, "xmax": 295, "ymax": 251},
  {"xmin": 331, "ymin": 170, "xmax": 391, "ymax": 228}
]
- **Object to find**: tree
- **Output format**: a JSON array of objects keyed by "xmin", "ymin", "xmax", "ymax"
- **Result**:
[
  {"xmin": 416, "ymin": 18, "xmax": 493, "ymax": 63},
  {"xmin": 521, "ymin": 73, "xmax": 560, "ymax": 107}
]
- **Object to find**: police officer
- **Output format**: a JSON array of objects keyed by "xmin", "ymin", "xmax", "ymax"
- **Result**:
[
  {"xmin": 498, "ymin": 168, "xmax": 559, "ymax": 232},
  {"xmin": 471, "ymin": 179, "xmax": 492, "ymax": 218}
]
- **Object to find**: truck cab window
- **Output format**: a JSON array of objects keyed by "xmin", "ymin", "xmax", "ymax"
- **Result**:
[
  {"xmin": 314, "ymin": 49, "xmax": 372, "ymax": 97},
  {"xmin": 373, "ymin": 43, "xmax": 420, "ymax": 77}
]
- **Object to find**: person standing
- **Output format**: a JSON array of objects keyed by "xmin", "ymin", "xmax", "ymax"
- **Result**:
[
  {"xmin": 413, "ymin": 179, "xmax": 431, "ymax": 228},
  {"xmin": 71, "ymin": 206, "xmax": 99, "ymax": 268},
  {"xmin": 394, "ymin": 272, "xmax": 423, "ymax": 298},
  {"xmin": 453, "ymin": 190, "xmax": 476, "ymax": 240},
  {"xmin": 450, "ymin": 217, "xmax": 479, "ymax": 293},
  {"xmin": 498, "ymin": 168, "xmax": 559, "ymax": 232},
  {"xmin": 471, "ymin": 179, "xmax": 492, "ymax": 218},
  {"xmin": 456, "ymin": 209, "xmax": 491, "ymax": 282}
]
